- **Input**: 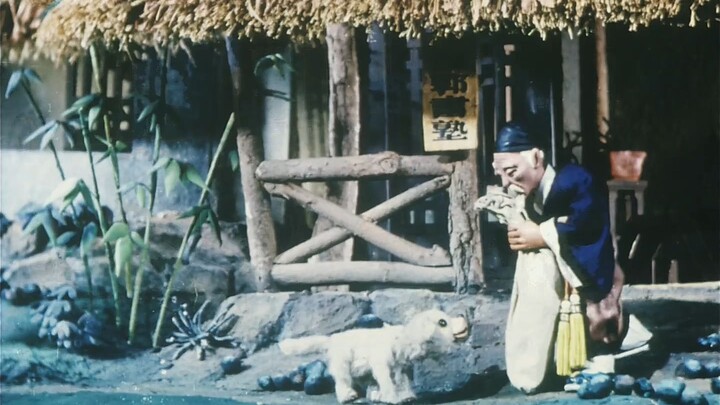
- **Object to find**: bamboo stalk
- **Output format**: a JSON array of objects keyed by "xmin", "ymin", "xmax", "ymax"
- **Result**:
[
  {"xmin": 128, "ymin": 48, "xmax": 169, "ymax": 345},
  {"xmin": 151, "ymin": 113, "xmax": 235, "ymax": 349},
  {"xmin": 78, "ymin": 112, "xmax": 123, "ymax": 328},
  {"xmin": 272, "ymin": 262, "xmax": 454, "ymax": 286}
]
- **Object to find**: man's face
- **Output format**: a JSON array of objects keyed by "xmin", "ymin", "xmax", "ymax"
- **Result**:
[{"xmin": 492, "ymin": 150, "xmax": 543, "ymax": 195}]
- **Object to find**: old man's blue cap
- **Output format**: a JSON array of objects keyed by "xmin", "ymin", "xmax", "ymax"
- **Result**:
[{"xmin": 495, "ymin": 122, "xmax": 538, "ymax": 152}]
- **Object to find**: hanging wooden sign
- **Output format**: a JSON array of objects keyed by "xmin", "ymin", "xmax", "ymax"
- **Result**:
[{"xmin": 422, "ymin": 71, "xmax": 478, "ymax": 151}]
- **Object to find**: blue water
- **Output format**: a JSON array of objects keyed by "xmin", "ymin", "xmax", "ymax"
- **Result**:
[{"xmin": 1, "ymin": 392, "xmax": 254, "ymax": 405}]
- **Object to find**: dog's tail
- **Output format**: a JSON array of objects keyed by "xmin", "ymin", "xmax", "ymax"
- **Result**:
[{"xmin": 278, "ymin": 335, "xmax": 330, "ymax": 355}]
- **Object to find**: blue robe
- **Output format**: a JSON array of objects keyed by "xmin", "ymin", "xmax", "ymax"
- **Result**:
[{"xmin": 525, "ymin": 164, "xmax": 615, "ymax": 302}]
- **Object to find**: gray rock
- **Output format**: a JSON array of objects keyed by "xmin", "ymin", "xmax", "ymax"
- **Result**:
[
  {"xmin": 218, "ymin": 292, "xmax": 292, "ymax": 352},
  {"xmin": 413, "ymin": 343, "xmax": 488, "ymax": 395},
  {"xmin": 279, "ymin": 292, "xmax": 370, "ymax": 340},
  {"xmin": 0, "ymin": 222, "xmax": 42, "ymax": 264},
  {"xmin": 369, "ymin": 289, "xmax": 439, "ymax": 325}
]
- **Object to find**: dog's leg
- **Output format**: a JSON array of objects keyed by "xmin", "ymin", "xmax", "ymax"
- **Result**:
[
  {"xmin": 328, "ymin": 358, "xmax": 358, "ymax": 403},
  {"xmin": 391, "ymin": 368, "xmax": 416, "ymax": 403},
  {"xmin": 369, "ymin": 363, "xmax": 400, "ymax": 404}
]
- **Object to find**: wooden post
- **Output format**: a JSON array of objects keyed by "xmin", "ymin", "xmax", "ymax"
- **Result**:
[
  {"xmin": 447, "ymin": 155, "xmax": 483, "ymax": 293},
  {"xmin": 311, "ymin": 23, "xmax": 361, "ymax": 263},
  {"xmin": 272, "ymin": 262, "xmax": 454, "ymax": 286},
  {"xmin": 225, "ymin": 37, "xmax": 277, "ymax": 291},
  {"xmin": 596, "ymin": 19, "xmax": 610, "ymax": 140}
]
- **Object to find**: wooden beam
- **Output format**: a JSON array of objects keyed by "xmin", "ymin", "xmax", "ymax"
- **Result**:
[
  {"xmin": 225, "ymin": 37, "xmax": 277, "ymax": 291},
  {"xmin": 265, "ymin": 182, "xmax": 452, "ymax": 267},
  {"xmin": 275, "ymin": 176, "xmax": 451, "ymax": 264},
  {"xmin": 448, "ymin": 157, "xmax": 483, "ymax": 293},
  {"xmin": 272, "ymin": 262, "xmax": 454, "ymax": 286},
  {"xmin": 256, "ymin": 152, "xmax": 454, "ymax": 182}
]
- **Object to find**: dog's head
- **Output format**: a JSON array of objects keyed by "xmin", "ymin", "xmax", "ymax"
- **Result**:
[{"xmin": 405, "ymin": 309, "xmax": 470, "ymax": 351}]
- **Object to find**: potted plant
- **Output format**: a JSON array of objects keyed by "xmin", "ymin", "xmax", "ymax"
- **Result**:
[{"xmin": 601, "ymin": 120, "xmax": 647, "ymax": 181}]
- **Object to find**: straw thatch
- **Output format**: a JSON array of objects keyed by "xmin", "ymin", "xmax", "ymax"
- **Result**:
[{"xmin": 2, "ymin": 0, "xmax": 718, "ymax": 63}]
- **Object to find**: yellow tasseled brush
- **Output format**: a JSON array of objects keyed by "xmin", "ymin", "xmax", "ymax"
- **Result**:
[
  {"xmin": 555, "ymin": 286, "xmax": 572, "ymax": 376},
  {"xmin": 568, "ymin": 289, "xmax": 587, "ymax": 371}
]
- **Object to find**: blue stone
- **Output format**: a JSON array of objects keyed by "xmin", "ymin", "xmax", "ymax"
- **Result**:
[
  {"xmin": 710, "ymin": 377, "xmax": 720, "ymax": 394},
  {"xmin": 613, "ymin": 374, "xmax": 635, "ymax": 395},
  {"xmin": 257, "ymin": 375, "xmax": 275, "ymax": 391},
  {"xmin": 271, "ymin": 374, "xmax": 293, "ymax": 391},
  {"xmin": 655, "ymin": 379, "xmax": 686, "ymax": 403},
  {"xmin": 704, "ymin": 361, "xmax": 720, "ymax": 378},
  {"xmin": 577, "ymin": 374, "xmax": 613, "ymax": 399},
  {"xmin": 675, "ymin": 359, "xmax": 706, "ymax": 379},
  {"xmin": 355, "ymin": 314, "xmax": 384, "ymax": 329},
  {"xmin": 633, "ymin": 377, "xmax": 655, "ymax": 398}
]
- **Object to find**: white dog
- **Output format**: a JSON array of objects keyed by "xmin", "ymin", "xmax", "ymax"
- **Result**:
[{"xmin": 278, "ymin": 309, "xmax": 470, "ymax": 404}]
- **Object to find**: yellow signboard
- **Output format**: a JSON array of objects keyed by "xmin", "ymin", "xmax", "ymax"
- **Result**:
[{"xmin": 422, "ymin": 71, "xmax": 478, "ymax": 151}]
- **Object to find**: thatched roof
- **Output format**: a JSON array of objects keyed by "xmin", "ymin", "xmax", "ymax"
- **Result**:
[{"xmin": 2, "ymin": 0, "xmax": 718, "ymax": 62}]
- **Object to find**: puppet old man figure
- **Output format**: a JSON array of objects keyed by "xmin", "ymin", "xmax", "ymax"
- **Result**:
[{"xmin": 480, "ymin": 122, "xmax": 650, "ymax": 394}]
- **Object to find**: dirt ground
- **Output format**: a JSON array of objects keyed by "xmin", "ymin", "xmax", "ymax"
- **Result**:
[{"xmin": 1, "ymin": 341, "xmax": 719, "ymax": 405}]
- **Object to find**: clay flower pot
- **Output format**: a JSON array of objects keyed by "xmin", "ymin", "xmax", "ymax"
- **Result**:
[{"xmin": 610, "ymin": 151, "xmax": 647, "ymax": 181}]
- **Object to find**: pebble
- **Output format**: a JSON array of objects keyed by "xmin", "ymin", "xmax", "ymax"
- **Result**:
[
  {"xmin": 577, "ymin": 374, "xmax": 613, "ymax": 399},
  {"xmin": 613, "ymin": 374, "xmax": 635, "ymax": 395},
  {"xmin": 633, "ymin": 377, "xmax": 655, "ymax": 398},
  {"xmin": 675, "ymin": 359, "xmax": 706, "ymax": 379},
  {"xmin": 655, "ymin": 378, "xmax": 686, "ymax": 403}
]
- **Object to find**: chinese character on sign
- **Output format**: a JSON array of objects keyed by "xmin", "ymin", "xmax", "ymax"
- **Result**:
[{"xmin": 422, "ymin": 71, "xmax": 478, "ymax": 151}]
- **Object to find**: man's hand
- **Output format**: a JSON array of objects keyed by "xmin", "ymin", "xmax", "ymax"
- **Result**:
[
  {"xmin": 507, "ymin": 221, "xmax": 547, "ymax": 251},
  {"xmin": 585, "ymin": 265, "xmax": 626, "ymax": 345}
]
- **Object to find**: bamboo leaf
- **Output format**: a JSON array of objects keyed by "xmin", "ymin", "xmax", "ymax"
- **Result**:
[
  {"xmin": 41, "ymin": 213, "xmax": 57, "ymax": 246},
  {"xmin": 177, "ymin": 205, "xmax": 203, "ymax": 219},
  {"xmin": 5, "ymin": 70, "xmax": 23, "ymax": 99},
  {"xmin": 149, "ymin": 113, "xmax": 157, "ymax": 133},
  {"xmin": 182, "ymin": 164, "xmax": 207, "ymax": 191},
  {"xmin": 119, "ymin": 181, "xmax": 138, "ymax": 194},
  {"xmin": 76, "ymin": 181, "xmax": 94, "ymax": 209},
  {"xmin": 114, "ymin": 236, "xmax": 133, "ymax": 277},
  {"xmin": 63, "ymin": 130, "xmax": 76, "ymax": 149},
  {"xmin": 60, "ymin": 187, "xmax": 80, "ymax": 213},
  {"xmin": 130, "ymin": 231, "xmax": 146, "ymax": 249},
  {"xmin": 115, "ymin": 140, "xmax": 128, "ymax": 152},
  {"xmin": 208, "ymin": 209, "xmax": 222, "ymax": 246},
  {"xmin": 71, "ymin": 93, "xmax": 100, "ymax": 111},
  {"xmin": 88, "ymin": 106, "xmax": 102, "ymax": 130},
  {"xmin": 149, "ymin": 157, "xmax": 171, "ymax": 173},
  {"xmin": 137, "ymin": 100, "xmax": 158, "ymax": 123},
  {"xmin": 228, "ymin": 150, "xmax": 239, "ymax": 172},
  {"xmin": 94, "ymin": 135, "xmax": 113, "ymax": 148},
  {"xmin": 23, "ymin": 68, "xmax": 42, "ymax": 85},
  {"xmin": 23, "ymin": 121, "xmax": 57, "ymax": 145},
  {"xmin": 136, "ymin": 186, "xmax": 146, "ymax": 209},
  {"xmin": 45, "ymin": 178, "xmax": 80, "ymax": 205},
  {"xmin": 95, "ymin": 150, "xmax": 112, "ymax": 165},
  {"xmin": 55, "ymin": 231, "xmax": 77, "ymax": 247},
  {"xmin": 190, "ymin": 208, "xmax": 209, "ymax": 236},
  {"xmin": 80, "ymin": 222, "xmax": 98, "ymax": 258},
  {"xmin": 103, "ymin": 222, "xmax": 130, "ymax": 243},
  {"xmin": 39, "ymin": 122, "xmax": 60, "ymax": 150},
  {"xmin": 23, "ymin": 211, "xmax": 47, "ymax": 234},
  {"xmin": 164, "ymin": 159, "xmax": 181, "ymax": 196}
]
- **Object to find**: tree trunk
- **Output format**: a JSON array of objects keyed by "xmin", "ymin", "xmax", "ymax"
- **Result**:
[
  {"xmin": 311, "ymin": 23, "xmax": 361, "ymax": 264},
  {"xmin": 225, "ymin": 37, "xmax": 277, "ymax": 291},
  {"xmin": 447, "ymin": 155, "xmax": 483, "ymax": 293}
]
